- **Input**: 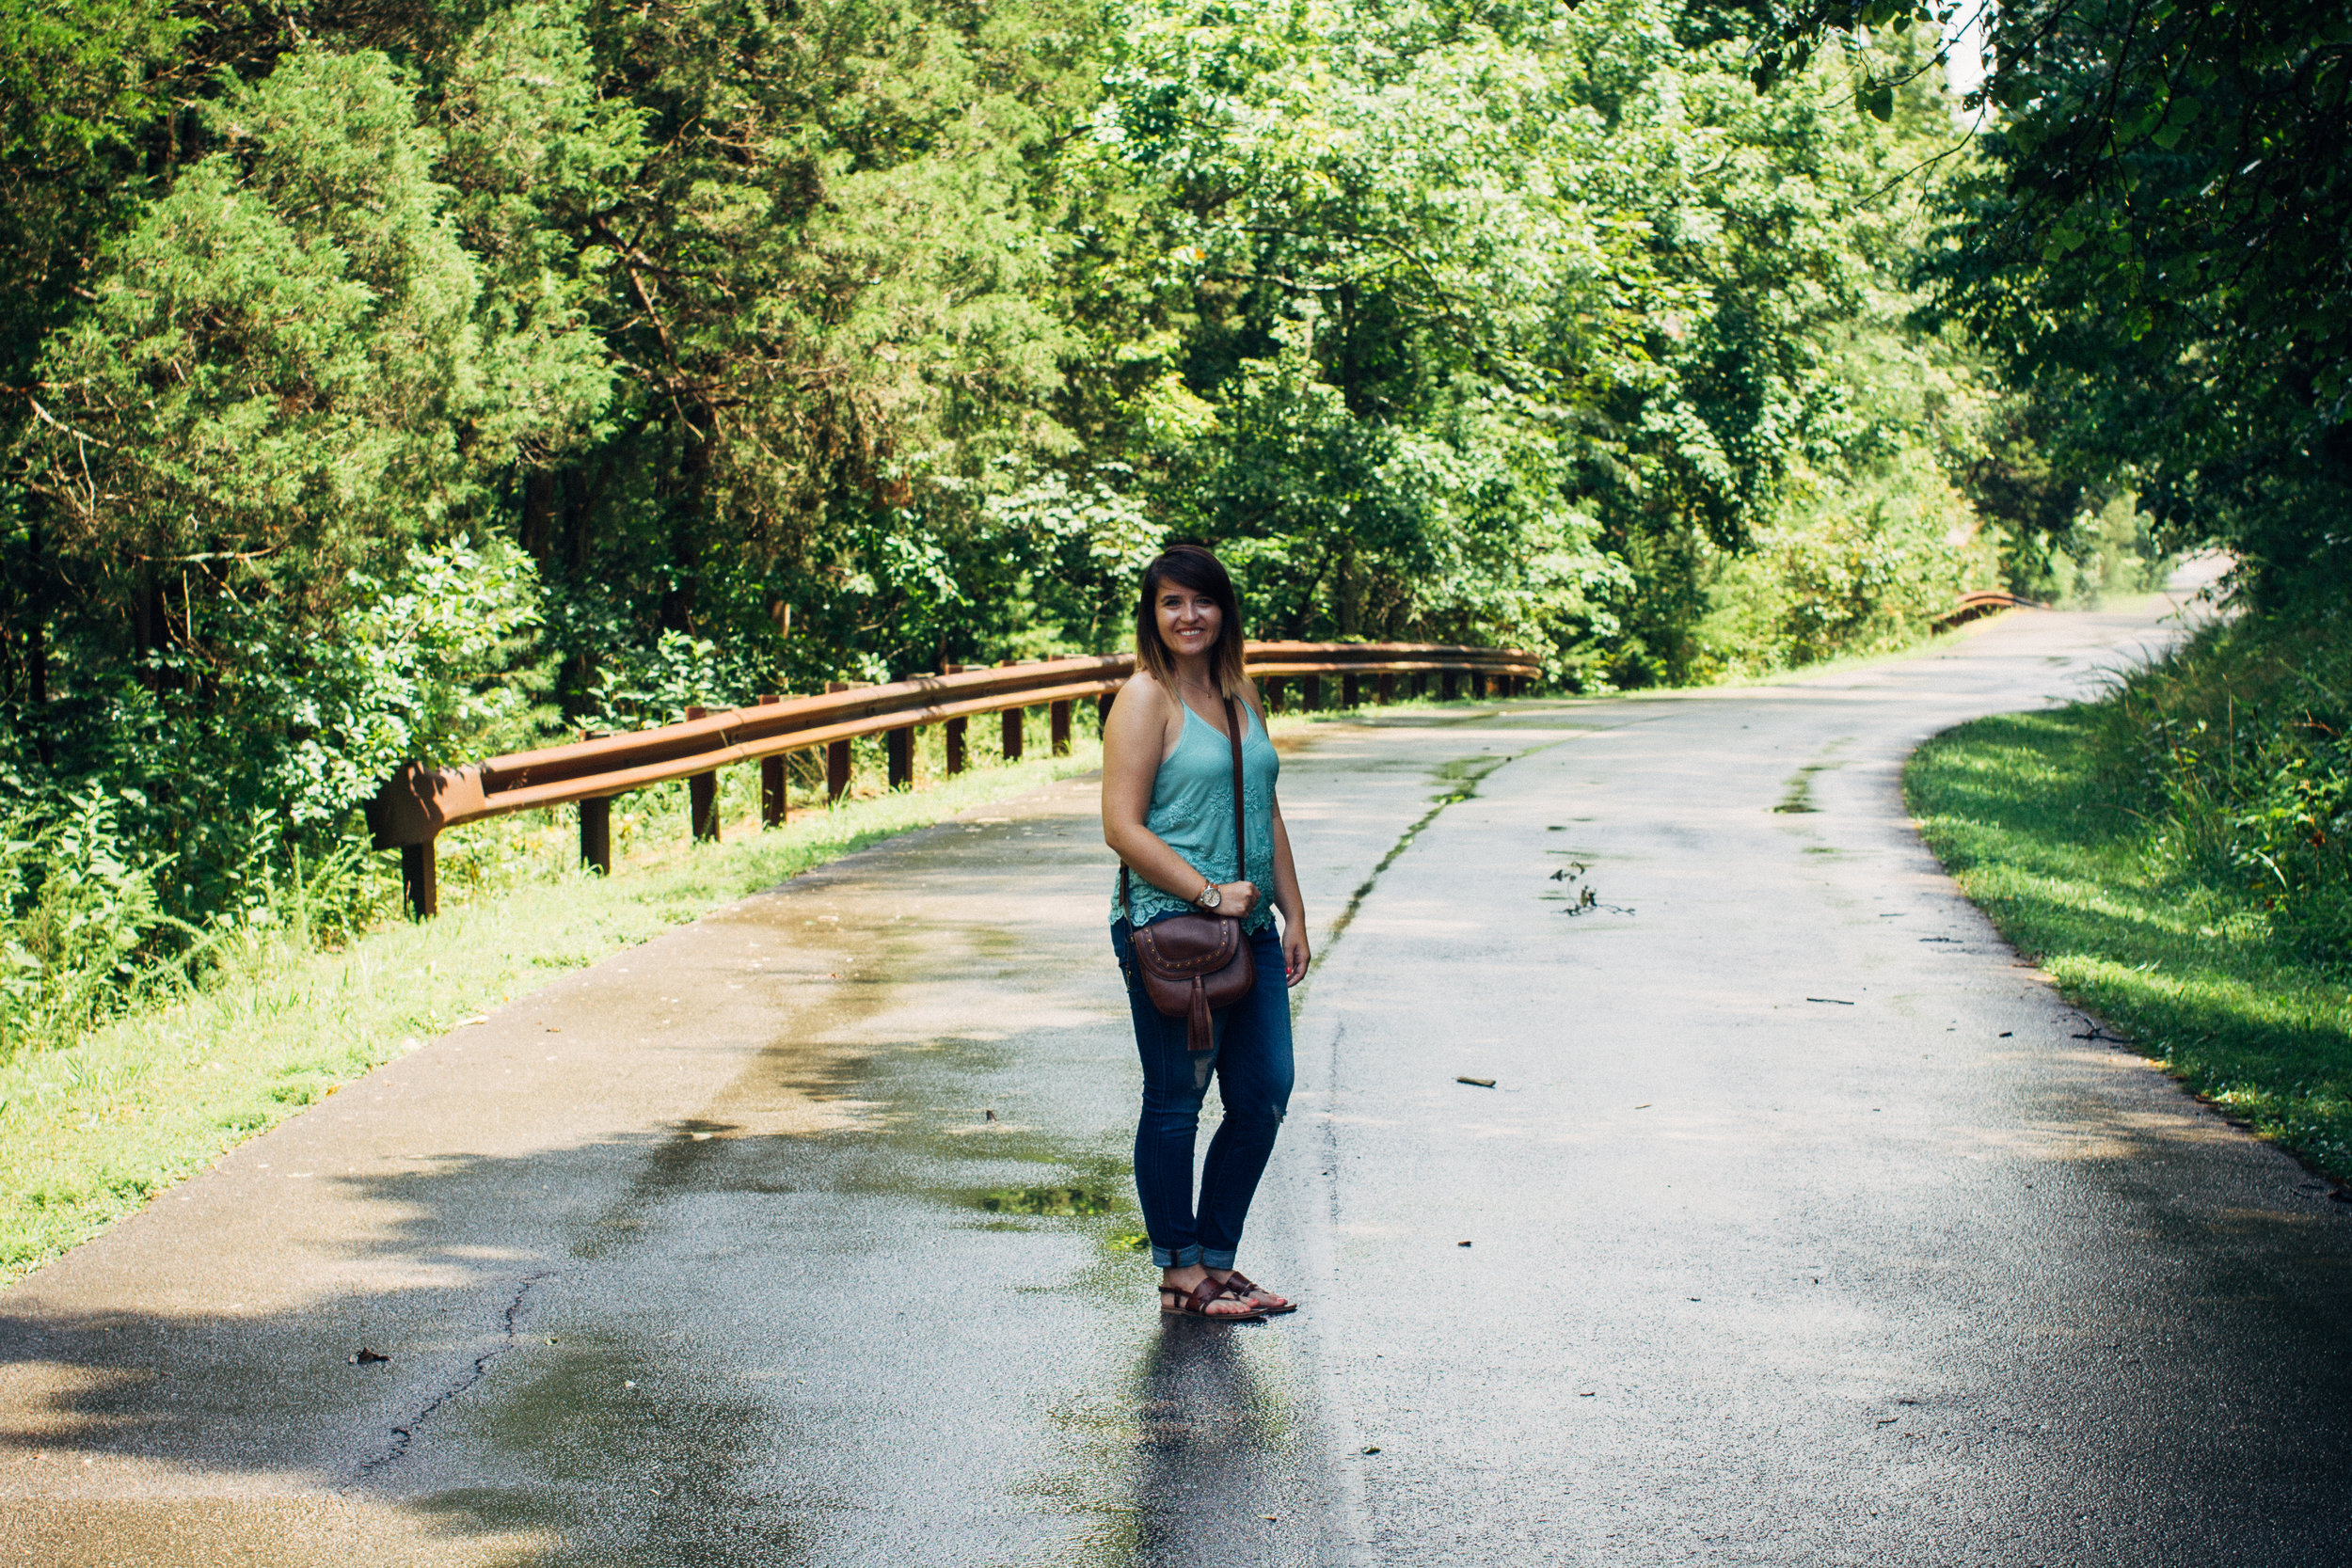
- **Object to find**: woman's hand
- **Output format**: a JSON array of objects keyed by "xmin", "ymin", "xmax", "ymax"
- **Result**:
[
  {"xmin": 1280, "ymin": 920, "xmax": 1311, "ymax": 986},
  {"xmin": 1209, "ymin": 880, "xmax": 1258, "ymax": 919}
]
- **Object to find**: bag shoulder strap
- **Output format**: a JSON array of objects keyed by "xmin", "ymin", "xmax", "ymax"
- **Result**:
[
  {"xmin": 1223, "ymin": 695, "xmax": 1246, "ymax": 884},
  {"xmin": 1119, "ymin": 690, "xmax": 1251, "ymax": 925}
]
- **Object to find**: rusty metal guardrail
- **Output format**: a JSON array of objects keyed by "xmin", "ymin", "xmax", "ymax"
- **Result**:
[
  {"xmin": 367, "ymin": 641, "xmax": 1542, "ymax": 916},
  {"xmin": 1938, "ymin": 590, "xmax": 2044, "ymax": 628}
]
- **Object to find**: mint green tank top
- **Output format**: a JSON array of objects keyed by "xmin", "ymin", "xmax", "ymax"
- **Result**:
[{"xmin": 1114, "ymin": 700, "xmax": 1279, "ymax": 935}]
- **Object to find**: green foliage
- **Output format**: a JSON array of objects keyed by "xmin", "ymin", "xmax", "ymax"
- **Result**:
[
  {"xmin": 1072, "ymin": 0, "xmax": 1993, "ymax": 685},
  {"xmin": 1744, "ymin": 0, "xmax": 2352, "ymax": 603},
  {"xmin": 0, "ymin": 0, "xmax": 2010, "ymax": 1056},
  {"xmin": 2097, "ymin": 608, "xmax": 2352, "ymax": 966},
  {"xmin": 0, "ymin": 786, "xmax": 167, "ymax": 1057}
]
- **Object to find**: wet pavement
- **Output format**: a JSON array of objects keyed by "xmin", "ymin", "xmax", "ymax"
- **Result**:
[{"xmin": 6, "ymin": 588, "xmax": 2351, "ymax": 1565}]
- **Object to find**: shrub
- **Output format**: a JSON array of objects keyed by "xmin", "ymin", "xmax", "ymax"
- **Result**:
[{"xmin": 2097, "ymin": 604, "xmax": 2352, "ymax": 968}]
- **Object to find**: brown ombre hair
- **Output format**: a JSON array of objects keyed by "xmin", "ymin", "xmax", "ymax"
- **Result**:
[{"xmin": 1133, "ymin": 544, "xmax": 1247, "ymax": 699}]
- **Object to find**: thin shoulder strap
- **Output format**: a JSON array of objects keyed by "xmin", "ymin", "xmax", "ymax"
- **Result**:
[{"xmin": 1224, "ymin": 696, "xmax": 1246, "ymax": 883}]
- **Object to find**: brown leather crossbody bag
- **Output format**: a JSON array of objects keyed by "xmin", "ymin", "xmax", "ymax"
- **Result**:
[{"xmin": 1120, "ymin": 695, "xmax": 1256, "ymax": 1053}]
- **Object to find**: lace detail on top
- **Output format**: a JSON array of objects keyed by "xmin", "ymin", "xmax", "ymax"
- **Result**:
[{"xmin": 1115, "ymin": 701, "xmax": 1279, "ymax": 936}]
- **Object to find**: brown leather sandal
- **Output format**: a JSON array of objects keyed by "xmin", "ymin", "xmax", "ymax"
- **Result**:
[
  {"xmin": 1159, "ymin": 1275, "xmax": 1267, "ymax": 1321},
  {"xmin": 1216, "ymin": 1271, "xmax": 1296, "ymax": 1315}
]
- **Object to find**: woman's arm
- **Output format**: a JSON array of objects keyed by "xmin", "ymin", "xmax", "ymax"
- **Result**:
[
  {"xmin": 1241, "ymin": 682, "xmax": 1311, "ymax": 984},
  {"xmin": 1268, "ymin": 798, "xmax": 1311, "ymax": 984},
  {"xmin": 1102, "ymin": 674, "xmax": 1259, "ymax": 917}
]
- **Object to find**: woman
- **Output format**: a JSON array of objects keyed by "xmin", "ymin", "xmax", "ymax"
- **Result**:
[{"xmin": 1102, "ymin": 544, "xmax": 1311, "ymax": 1322}]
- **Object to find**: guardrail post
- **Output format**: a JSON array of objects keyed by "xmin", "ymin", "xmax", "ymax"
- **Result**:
[
  {"xmin": 402, "ymin": 840, "xmax": 438, "ymax": 920},
  {"xmin": 580, "ymin": 797, "xmax": 612, "ymax": 875},
  {"xmin": 1343, "ymin": 674, "xmax": 1361, "ymax": 708},
  {"xmin": 823, "ymin": 682, "xmax": 854, "ymax": 801},
  {"xmin": 1096, "ymin": 691, "xmax": 1114, "ymax": 730},
  {"xmin": 1050, "ymin": 699, "xmax": 1073, "ymax": 756},
  {"xmin": 886, "ymin": 724, "xmax": 914, "ymax": 789},
  {"xmin": 1440, "ymin": 670, "xmax": 1458, "ymax": 701},
  {"xmin": 1377, "ymin": 673, "xmax": 1394, "ymax": 705},
  {"xmin": 758, "ymin": 695, "xmax": 787, "ymax": 826},
  {"xmin": 1263, "ymin": 677, "xmax": 1285, "ymax": 713},
  {"xmin": 938, "ymin": 667, "xmax": 970, "ymax": 777},
  {"xmin": 1302, "ymin": 675, "xmax": 1321, "ymax": 712},
  {"xmin": 685, "ymin": 706, "xmax": 721, "ymax": 840},
  {"xmin": 999, "ymin": 661, "xmax": 1024, "ymax": 761}
]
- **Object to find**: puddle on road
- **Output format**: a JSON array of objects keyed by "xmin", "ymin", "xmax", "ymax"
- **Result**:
[
  {"xmin": 423, "ymin": 1331, "xmax": 811, "ymax": 1568},
  {"xmin": 1773, "ymin": 736, "xmax": 1855, "ymax": 815},
  {"xmin": 970, "ymin": 1180, "xmax": 1122, "ymax": 1218}
]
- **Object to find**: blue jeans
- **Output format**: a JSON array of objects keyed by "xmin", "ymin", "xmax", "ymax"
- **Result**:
[{"xmin": 1113, "ymin": 915, "xmax": 1295, "ymax": 1271}]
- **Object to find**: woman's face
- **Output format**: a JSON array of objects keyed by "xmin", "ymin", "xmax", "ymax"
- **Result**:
[{"xmin": 1154, "ymin": 581, "xmax": 1222, "ymax": 666}]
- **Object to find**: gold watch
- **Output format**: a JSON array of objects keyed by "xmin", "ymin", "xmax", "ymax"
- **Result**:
[{"xmin": 1193, "ymin": 882, "xmax": 1222, "ymax": 911}]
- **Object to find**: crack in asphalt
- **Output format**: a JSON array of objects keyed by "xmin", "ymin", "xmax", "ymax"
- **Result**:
[
  {"xmin": 1320, "ymin": 747, "xmax": 1537, "ymax": 950},
  {"xmin": 353, "ymin": 1270, "xmax": 554, "ymax": 1481}
]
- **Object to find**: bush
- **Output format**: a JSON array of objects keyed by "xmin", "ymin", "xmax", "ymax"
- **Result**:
[
  {"xmin": 0, "ymin": 785, "xmax": 169, "ymax": 1058},
  {"xmin": 2097, "ymin": 604, "xmax": 2352, "ymax": 968}
]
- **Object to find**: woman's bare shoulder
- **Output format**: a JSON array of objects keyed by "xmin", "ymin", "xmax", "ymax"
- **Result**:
[{"xmin": 1117, "ymin": 669, "xmax": 1175, "ymax": 716}]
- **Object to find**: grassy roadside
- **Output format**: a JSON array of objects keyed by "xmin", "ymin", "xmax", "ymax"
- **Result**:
[
  {"xmin": 1906, "ymin": 708, "xmax": 2352, "ymax": 1181},
  {"xmin": 0, "ymin": 743, "xmax": 1112, "ymax": 1285}
]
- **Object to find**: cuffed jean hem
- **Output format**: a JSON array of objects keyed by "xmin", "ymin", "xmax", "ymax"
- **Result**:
[
  {"xmin": 1152, "ymin": 1243, "xmax": 1204, "ymax": 1270},
  {"xmin": 1200, "ymin": 1246, "xmax": 1238, "ymax": 1270}
]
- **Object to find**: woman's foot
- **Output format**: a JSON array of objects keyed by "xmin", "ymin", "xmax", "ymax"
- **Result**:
[
  {"xmin": 1207, "ymin": 1267, "xmax": 1294, "ymax": 1313},
  {"xmin": 1160, "ymin": 1264, "xmax": 1261, "ymax": 1319}
]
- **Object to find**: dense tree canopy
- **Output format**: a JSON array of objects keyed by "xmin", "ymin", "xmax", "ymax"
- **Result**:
[
  {"xmin": 8, "ymin": 0, "xmax": 2192, "ymax": 977},
  {"xmin": 1748, "ymin": 0, "xmax": 2352, "ymax": 603}
]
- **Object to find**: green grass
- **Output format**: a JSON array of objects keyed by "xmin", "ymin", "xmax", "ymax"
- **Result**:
[
  {"xmin": 1907, "ymin": 707, "xmax": 2352, "ymax": 1180},
  {"xmin": 0, "ymin": 741, "xmax": 1110, "ymax": 1286}
]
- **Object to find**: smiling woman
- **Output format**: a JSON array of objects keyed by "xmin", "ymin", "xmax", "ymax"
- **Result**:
[{"xmin": 1100, "ymin": 545, "xmax": 1311, "ymax": 1323}]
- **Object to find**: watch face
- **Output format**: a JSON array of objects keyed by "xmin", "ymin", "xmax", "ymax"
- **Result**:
[{"xmin": 1199, "ymin": 886, "xmax": 1220, "ymax": 908}]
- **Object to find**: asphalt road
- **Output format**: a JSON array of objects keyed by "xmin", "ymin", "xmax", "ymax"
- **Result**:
[{"xmin": 6, "ymin": 586, "xmax": 2350, "ymax": 1567}]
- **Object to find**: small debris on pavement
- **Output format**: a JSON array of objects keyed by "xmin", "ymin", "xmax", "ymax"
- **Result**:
[
  {"xmin": 1456, "ymin": 1076, "xmax": 1496, "ymax": 1088},
  {"xmin": 348, "ymin": 1348, "xmax": 389, "ymax": 1366},
  {"xmin": 1360, "ymin": 1446, "xmax": 1381, "ymax": 1454},
  {"xmin": 1458, "ymin": 1241, "xmax": 1472, "ymax": 1247},
  {"xmin": 984, "ymin": 1109, "xmax": 997, "ymax": 1122},
  {"xmin": 1805, "ymin": 997, "xmax": 1854, "ymax": 1006},
  {"xmin": 1999, "ymin": 1030, "xmax": 2013, "ymax": 1037},
  {"xmin": 1634, "ymin": 1102, "xmax": 1652, "ymax": 1109},
  {"xmin": 455, "ymin": 1016, "xmax": 488, "ymax": 1028}
]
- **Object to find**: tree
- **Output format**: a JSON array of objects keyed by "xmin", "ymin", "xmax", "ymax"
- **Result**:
[{"xmin": 1744, "ymin": 0, "xmax": 2352, "ymax": 601}]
